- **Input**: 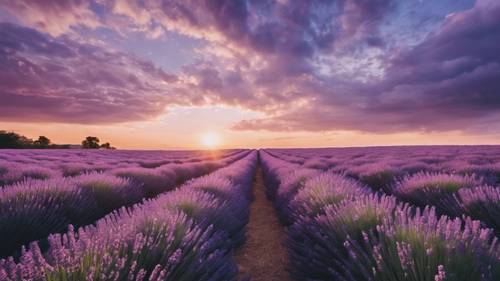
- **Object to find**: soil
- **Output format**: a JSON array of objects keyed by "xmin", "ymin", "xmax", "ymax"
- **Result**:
[{"xmin": 234, "ymin": 166, "xmax": 292, "ymax": 281}]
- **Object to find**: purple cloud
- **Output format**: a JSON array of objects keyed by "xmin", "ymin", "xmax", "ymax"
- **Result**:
[
  {"xmin": 0, "ymin": 0, "xmax": 499, "ymax": 135},
  {"xmin": 106, "ymin": 0, "xmax": 395, "ymax": 74},
  {"xmin": 0, "ymin": 23, "xmax": 178, "ymax": 123},
  {"xmin": 233, "ymin": 0, "xmax": 500, "ymax": 133},
  {"xmin": 0, "ymin": 0, "xmax": 100, "ymax": 36}
]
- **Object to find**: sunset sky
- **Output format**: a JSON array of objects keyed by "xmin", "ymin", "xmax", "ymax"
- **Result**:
[{"xmin": 1, "ymin": 0, "xmax": 499, "ymax": 149}]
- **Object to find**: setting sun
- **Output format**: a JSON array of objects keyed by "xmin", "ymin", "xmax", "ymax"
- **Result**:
[
  {"xmin": 200, "ymin": 132, "xmax": 220, "ymax": 149},
  {"xmin": 1, "ymin": 1, "xmax": 500, "ymax": 279}
]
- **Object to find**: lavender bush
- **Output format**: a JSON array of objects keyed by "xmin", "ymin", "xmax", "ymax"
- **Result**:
[
  {"xmin": 73, "ymin": 172, "xmax": 143, "ymax": 214},
  {"xmin": 0, "ymin": 178, "xmax": 97, "ymax": 257},
  {"xmin": 259, "ymin": 152, "xmax": 299, "ymax": 200},
  {"xmin": 392, "ymin": 172, "xmax": 481, "ymax": 216},
  {"xmin": 260, "ymin": 148, "xmax": 500, "ymax": 281},
  {"xmin": 112, "ymin": 167, "xmax": 175, "ymax": 198},
  {"xmin": 345, "ymin": 163, "xmax": 401, "ymax": 192},
  {"xmin": 1, "ymin": 212, "xmax": 236, "ymax": 281},
  {"xmin": 458, "ymin": 186, "xmax": 500, "ymax": 234},
  {"xmin": 342, "ymin": 208, "xmax": 500, "ymax": 281},
  {"xmin": 183, "ymin": 174, "xmax": 252, "ymax": 246},
  {"xmin": 0, "ymin": 151, "xmax": 257, "ymax": 280},
  {"xmin": 288, "ymin": 173, "xmax": 370, "ymax": 221},
  {"xmin": 59, "ymin": 163, "xmax": 100, "ymax": 177},
  {"xmin": 0, "ymin": 163, "xmax": 60, "ymax": 186},
  {"xmin": 286, "ymin": 194, "xmax": 402, "ymax": 280},
  {"xmin": 0, "ymin": 149, "xmax": 251, "ymax": 258},
  {"xmin": 275, "ymin": 168, "xmax": 320, "ymax": 223}
]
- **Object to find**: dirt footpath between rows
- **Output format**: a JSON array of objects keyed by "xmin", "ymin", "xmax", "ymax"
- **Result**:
[{"xmin": 234, "ymin": 166, "xmax": 292, "ymax": 281}]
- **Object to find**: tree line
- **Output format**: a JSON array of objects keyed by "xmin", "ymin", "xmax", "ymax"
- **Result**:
[{"xmin": 0, "ymin": 131, "xmax": 115, "ymax": 149}]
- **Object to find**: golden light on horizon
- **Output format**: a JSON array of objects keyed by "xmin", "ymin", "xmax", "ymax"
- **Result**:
[{"xmin": 200, "ymin": 132, "xmax": 221, "ymax": 149}]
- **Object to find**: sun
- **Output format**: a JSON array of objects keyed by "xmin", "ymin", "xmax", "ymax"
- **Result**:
[{"xmin": 200, "ymin": 132, "xmax": 220, "ymax": 149}]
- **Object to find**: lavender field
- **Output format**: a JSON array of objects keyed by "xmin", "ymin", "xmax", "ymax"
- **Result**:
[
  {"xmin": 0, "ymin": 146, "xmax": 498, "ymax": 280},
  {"xmin": 262, "ymin": 146, "xmax": 500, "ymax": 281},
  {"xmin": 1, "ymin": 0, "xmax": 499, "ymax": 280}
]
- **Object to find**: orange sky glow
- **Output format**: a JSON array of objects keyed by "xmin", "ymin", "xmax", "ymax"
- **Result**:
[
  {"xmin": 1, "ymin": 1, "xmax": 499, "ymax": 149},
  {"xmin": 2, "ymin": 106, "xmax": 499, "ymax": 150}
]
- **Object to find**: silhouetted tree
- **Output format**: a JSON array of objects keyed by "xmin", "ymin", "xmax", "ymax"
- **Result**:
[
  {"xmin": 0, "ymin": 131, "xmax": 33, "ymax": 148},
  {"xmin": 1, "ymin": 131, "xmax": 114, "ymax": 149},
  {"xmin": 0, "ymin": 131, "xmax": 20, "ymax": 148},
  {"xmin": 100, "ymin": 142, "xmax": 115, "ymax": 149},
  {"xmin": 34, "ymin": 136, "xmax": 51, "ymax": 147},
  {"xmin": 82, "ymin": 136, "xmax": 100, "ymax": 149}
]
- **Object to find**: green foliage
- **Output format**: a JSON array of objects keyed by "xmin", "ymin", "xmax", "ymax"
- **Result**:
[
  {"xmin": 0, "ymin": 130, "xmax": 33, "ymax": 148},
  {"xmin": 100, "ymin": 142, "xmax": 115, "ymax": 149},
  {"xmin": 82, "ymin": 136, "xmax": 101, "ymax": 149},
  {"xmin": 1, "ymin": 130, "xmax": 114, "ymax": 149},
  {"xmin": 81, "ymin": 137, "xmax": 115, "ymax": 149},
  {"xmin": 34, "ymin": 136, "xmax": 51, "ymax": 147}
]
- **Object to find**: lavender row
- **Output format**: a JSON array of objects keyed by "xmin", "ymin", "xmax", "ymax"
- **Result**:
[
  {"xmin": 0, "ymin": 150, "xmax": 251, "ymax": 258},
  {"xmin": 389, "ymin": 172, "xmax": 500, "ymax": 235},
  {"xmin": 267, "ymin": 148, "xmax": 500, "ymax": 231},
  {"xmin": 0, "ymin": 151, "xmax": 257, "ymax": 281},
  {"xmin": 0, "ymin": 149, "xmax": 244, "ymax": 187},
  {"xmin": 260, "ymin": 150, "xmax": 500, "ymax": 281},
  {"xmin": 268, "ymin": 147, "xmax": 500, "ymax": 235},
  {"xmin": 268, "ymin": 146, "xmax": 500, "ymax": 187}
]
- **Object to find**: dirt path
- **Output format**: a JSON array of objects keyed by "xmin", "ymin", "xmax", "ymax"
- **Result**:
[{"xmin": 234, "ymin": 166, "xmax": 291, "ymax": 281}]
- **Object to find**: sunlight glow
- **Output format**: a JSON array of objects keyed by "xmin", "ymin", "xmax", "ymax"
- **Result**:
[{"xmin": 200, "ymin": 132, "xmax": 220, "ymax": 149}]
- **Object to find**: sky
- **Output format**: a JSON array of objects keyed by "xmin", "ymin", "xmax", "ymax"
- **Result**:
[{"xmin": 0, "ymin": 0, "xmax": 499, "ymax": 149}]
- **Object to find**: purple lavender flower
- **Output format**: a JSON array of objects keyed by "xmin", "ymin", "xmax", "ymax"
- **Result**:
[
  {"xmin": 59, "ymin": 163, "xmax": 96, "ymax": 177},
  {"xmin": 435, "ymin": 265, "xmax": 446, "ymax": 281},
  {"xmin": 345, "ymin": 208, "xmax": 499, "ymax": 281},
  {"xmin": 303, "ymin": 157, "xmax": 331, "ymax": 170},
  {"xmin": 288, "ymin": 173, "xmax": 370, "ymax": 220},
  {"xmin": 392, "ymin": 172, "xmax": 481, "ymax": 216},
  {"xmin": 261, "ymin": 148, "xmax": 500, "ymax": 281},
  {"xmin": 345, "ymin": 162, "xmax": 401, "ymax": 192},
  {"xmin": 458, "ymin": 186, "xmax": 500, "ymax": 235},
  {"xmin": 286, "ymin": 194, "xmax": 402, "ymax": 280},
  {"xmin": 73, "ymin": 172, "xmax": 143, "ymax": 213},
  {"xmin": 0, "ymin": 163, "xmax": 60, "ymax": 186},
  {"xmin": 275, "ymin": 168, "xmax": 321, "ymax": 223},
  {"xmin": 0, "ymin": 178, "xmax": 97, "ymax": 258},
  {"xmin": 154, "ymin": 188, "xmax": 247, "ymax": 246},
  {"xmin": 0, "ymin": 150, "xmax": 257, "ymax": 280},
  {"xmin": 112, "ymin": 167, "xmax": 174, "ymax": 198}
]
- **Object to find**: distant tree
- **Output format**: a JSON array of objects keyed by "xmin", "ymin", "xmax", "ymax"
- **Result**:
[
  {"xmin": 18, "ymin": 135, "xmax": 33, "ymax": 147},
  {"xmin": 0, "ymin": 131, "xmax": 21, "ymax": 148},
  {"xmin": 100, "ymin": 142, "xmax": 115, "ymax": 149},
  {"xmin": 0, "ymin": 131, "xmax": 33, "ymax": 148},
  {"xmin": 34, "ymin": 136, "xmax": 51, "ymax": 147},
  {"xmin": 82, "ymin": 136, "xmax": 100, "ymax": 149},
  {"xmin": 1, "ymin": 131, "xmax": 115, "ymax": 149}
]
